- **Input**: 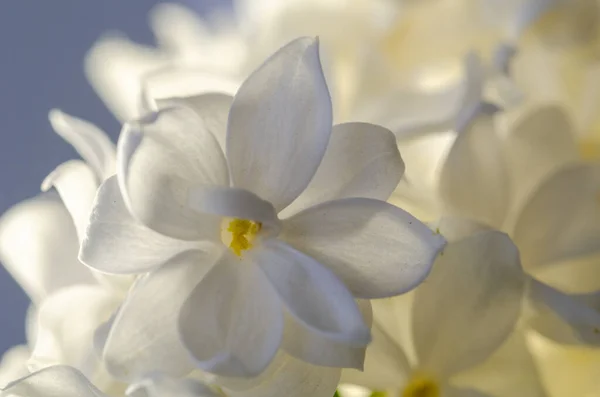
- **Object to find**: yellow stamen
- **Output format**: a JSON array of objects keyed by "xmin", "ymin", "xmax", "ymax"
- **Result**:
[
  {"xmin": 225, "ymin": 219, "xmax": 262, "ymax": 257},
  {"xmin": 401, "ymin": 374, "xmax": 440, "ymax": 397}
]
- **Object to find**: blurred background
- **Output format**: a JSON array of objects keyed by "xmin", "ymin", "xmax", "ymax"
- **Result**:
[{"xmin": 0, "ymin": 0, "xmax": 229, "ymax": 355}]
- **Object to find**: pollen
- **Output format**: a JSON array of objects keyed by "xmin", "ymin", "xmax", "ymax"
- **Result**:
[
  {"xmin": 401, "ymin": 374, "xmax": 440, "ymax": 397},
  {"xmin": 224, "ymin": 218, "xmax": 262, "ymax": 257}
]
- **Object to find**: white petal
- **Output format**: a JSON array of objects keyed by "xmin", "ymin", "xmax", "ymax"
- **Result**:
[
  {"xmin": 341, "ymin": 321, "xmax": 412, "ymax": 390},
  {"xmin": 282, "ymin": 300, "xmax": 371, "ymax": 369},
  {"xmin": 282, "ymin": 198, "xmax": 445, "ymax": 299},
  {"xmin": 102, "ymin": 250, "xmax": 219, "ymax": 380},
  {"xmin": 85, "ymin": 34, "xmax": 168, "ymax": 121},
  {"xmin": 255, "ymin": 240, "xmax": 370, "ymax": 346},
  {"xmin": 179, "ymin": 254, "xmax": 283, "ymax": 377},
  {"xmin": 222, "ymin": 351, "xmax": 341, "ymax": 397},
  {"xmin": 526, "ymin": 278, "xmax": 600, "ymax": 346},
  {"xmin": 80, "ymin": 176, "xmax": 201, "ymax": 275},
  {"xmin": 512, "ymin": 163, "xmax": 600, "ymax": 269},
  {"xmin": 155, "ymin": 93, "xmax": 233, "ymax": 152},
  {"xmin": 29, "ymin": 285, "xmax": 119, "ymax": 375},
  {"xmin": 531, "ymin": 253, "xmax": 600, "ymax": 293},
  {"xmin": 433, "ymin": 216, "xmax": 493, "ymax": 243},
  {"xmin": 0, "ymin": 345, "xmax": 29, "ymax": 388},
  {"xmin": 127, "ymin": 374, "xmax": 220, "ymax": 397},
  {"xmin": 503, "ymin": 104, "xmax": 578, "ymax": 218},
  {"xmin": 452, "ymin": 328, "xmax": 548, "ymax": 397},
  {"xmin": 42, "ymin": 160, "xmax": 98, "ymax": 242},
  {"xmin": 188, "ymin": 186, "xmax": 280, "ymax": 231},
  {"xmin": 1, "ymin": 366, "xmax": 107, "ymax": 397},
  {"xmin": 412, "ymin": 230, "xmax": 525, "ymax": 377},
  {"xmin": 439, "ymin": 103, "xmax": 509, "ymax": 229},
  {"xmin": 48, "ymin": 109, "xmax": 116, "ymax": 180},
  {"xmin": 118, "ymin": 106, "xmax": 227, "ymax": 240},
  {"xmin": 143, "ymin": 68, "xmax": 239, "ymax": 111},
  {"xmin": 369, "ymin": 52, "xmax": 484, "ymax": 140},
  {"xmin": 0, "ymin": 194, "xmax": 96, "ymax": 302},
  {"xmin": 227, "ymin": 37, "xmax": 332, "ymax": 211},
  {"xmin": 281, "ymin": 122, "xmax": 404, "ymax": 217}
]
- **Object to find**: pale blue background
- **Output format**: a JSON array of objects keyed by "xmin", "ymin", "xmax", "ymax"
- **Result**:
[{"xmin": 0, "ymin": 1, "xmax": 229, "ymax": 354}]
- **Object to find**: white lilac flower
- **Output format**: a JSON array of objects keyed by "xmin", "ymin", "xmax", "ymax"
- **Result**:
[
  {"xmin": 0, "ymin": 352, "xmax": 341, "ymax": 397},
  {"xmin": 84, "ymin": 1, "xmax": 509, "ymax": 142},
  {"xmin": 0, "ymin": 109, "xmax": 132, "ymax": 391},
  {"xmin": 392, "ymin": 99, "xmax": 600, "ymax": 348},
  {"xmin": 0, "ymin": 109, "xmax": 123, "ymax": 306},
  {"xmin": 341, "ymin": 225, "xmax": 526, "ymax": 397},
  {"xmin": 79, "ymin": 37, "xmax": 445, "ymax": 379}
]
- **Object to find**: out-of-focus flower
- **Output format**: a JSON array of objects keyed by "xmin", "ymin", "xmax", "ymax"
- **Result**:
[
  {"xmin": 0, "ymin": 109, "xmax": 132, "ymax": 392},
  {"xmin": 341, "ymin": 226, "xmax": 526, "ymax": 397},
  {"xmin": 79, "ymin": 37, "xmax": 444, "ymax": 380},
  {"xmin": 392, "ymin": 97, "xmax": 600, "ymax": 352}
]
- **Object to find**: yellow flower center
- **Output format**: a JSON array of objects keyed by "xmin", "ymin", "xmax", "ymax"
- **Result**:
[
  {"xmin": 401, "ymin": 374, "xmax": 440, "ymax": 397},
  {"xmin": 222, "ymin": 218, "xmax": 262, "ymax": 257}
]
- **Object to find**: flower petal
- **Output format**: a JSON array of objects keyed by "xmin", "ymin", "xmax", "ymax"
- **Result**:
[
  {"xmin": 118, "ymin": 106, "xmax": 227, "ymax": 240},
  {"xmin": 179, "ymin": 253, "xmax": 284, "ymax": 377},
  {"xmin": 281, "ymin": 122, "xmax": 404, "ymax": 217},
  {"xmin": 282, "ymin": 198, "xmax": 445, "ymax": 299},
  {"xmin": 452, "ymin": 328, "xmax": 548, "ymax": 397},
  {"xmin": 0, "ymin": 194, "xmax": 96, "ymax": 302},
  {"xmin": 102, "ymin": 250, "xmax": 219, "ymax": 380},
  {"xmin": 85, "ymin": 34, "xmax": 167, "ymax": 121},
  {"xmin": 155, "ymin": 93, "xmax": 233, "ymax": 153},
  {"xmin": 42, "ymin": 160, "xmax": 98, "ymax": 242},
  {"xmin": 127, "ymin": 374, "xmax": 220, "ymax": 397},
  {"xmin": 439, "ymin": 103, "xmax": 509, "ymax": 229},
  {"xmin": 1, "ymin": 366, "xmax": 107, "ymax": 397},
  {"xmin": 0, "ymin": 345, "xmax": 29, "ymax": 388},
  {"xmin": 282, "ymin": 300, "xmax": 372, "ymax": 369},
  {"xmin": 48, "ymin": 109, "xmax": 116, "ymax": 180},
  {"xmin": 29, "ymin": 285, "xmax": 119, "ymax": 375},
  {"xmin": 364, "ymin": 52, "xmax": 484, "ymax": 140},
  {"xmin": 341, "ymin": 321, "xmax": 412, "ymax": 390},
  {"xmin": 526, "ymin": 278, "xmax": 600, "ymax": 346},
  {"xmin": 80, "ymin": 176, "xmax": 201, "ymax": 275},
  {"xmin": 227, "ymin": 37, "xmax": 332, "ymax": 211},
  {"xmin": 219, "ymin": 351, "xmax": 340, "ymax": 397},
  {"xmin": 503, "ymin": 104, "xmax": 578, "ymax": 218},
  {"xmin": 188, "ymin": 186, "xmax": 279, "ymax": 230},
  {"xmin": 412, "ymin": 230, "xmax": 525, "ymax": 377},
  {"xmin": 512, "ymin": 163, "xmax": 600, "ymax": 269},
  {"xmin": 255, "ymin": 240, "xmax": 370, "ymax": 346}
]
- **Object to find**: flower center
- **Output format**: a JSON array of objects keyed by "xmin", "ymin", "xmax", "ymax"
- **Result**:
[
  {"xmin": 401, "ymin": 374, "xmax": 440, "ymax": 397},
  {"xmin": 222, "ymin": 218, "xmax": 262, "ymax": 257}
]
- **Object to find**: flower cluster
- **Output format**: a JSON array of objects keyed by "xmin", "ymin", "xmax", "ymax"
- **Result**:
[{"xmin": 1, "ymin": 1, "xmax": 600, "ymax": 397}]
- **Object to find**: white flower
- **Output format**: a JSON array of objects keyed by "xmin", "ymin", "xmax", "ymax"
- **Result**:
[
  {"xmin": 0, "ymin": 108, "xmax": 132, "ymax": 391},
  {"xmin": 393, "ymin": 99, "xmax": 600, "ymax": 348},
  {"xmin": 79, "ymin": 37, "xmax": 445, "ymax": 379},
  {"xmin": 0, "ymin": 352, "xmax": 341, "ymax": 397},
  {"xmin": 0, "ymin": 109, "xmax": 120, "ymax": 303},
  {"xmin": 341, "ymin": 226, "xmax": 526, "ymax": 397}
]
